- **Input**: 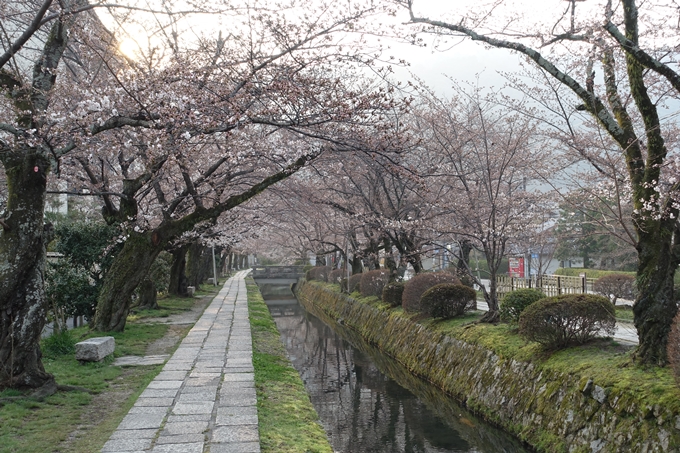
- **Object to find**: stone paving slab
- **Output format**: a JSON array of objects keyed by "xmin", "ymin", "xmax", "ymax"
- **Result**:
[{"xmin": 102, "ymin": 270, "xmax": 260, "ymax": 452}]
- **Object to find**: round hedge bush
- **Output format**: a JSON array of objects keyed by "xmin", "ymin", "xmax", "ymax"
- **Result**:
[
  {"xmin": 305, "ymin": 266, "xmax": 331, "ymax": 282},
  {"xmin": 518, "ymin": 294, "xmax": 616, "ymax": 349},
  {"xmin": 500, "ymin": 288, "xmax": 546, "ymax": 324},
  {"xmin": 360, "ymin": 269, "xmax": 390, "ymax": 298},
  {"xmin": 348, "ymin": 274, "xmax": 362, "ymax": 293},
  {"xmin": 382, "ymin": 281, "xmax": 406, "ymax": 308},
  {"xmin": 402, "ymin": 271, "xmax": 461, "ymax": 312},
  {"xmin": 420, "ymin": 283, "xmax": 476, "ymax": 319},
  {"xmin": 328, "ymin": 268, "xmax": 346, "ymax": 284}
]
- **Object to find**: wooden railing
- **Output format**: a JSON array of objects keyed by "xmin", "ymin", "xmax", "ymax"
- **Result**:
[{"xmin": 496, "ymin": 274, "xmax": 596, "ymax": 299}]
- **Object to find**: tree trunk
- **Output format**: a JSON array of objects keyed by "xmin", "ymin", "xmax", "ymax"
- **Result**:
[
  {"xmin": 136, "ymin": 279, "xmax": 158, "ymax": 310},
  {"xmin": 633, "ymin": 229, "xmax": 679, "ymax": 365},
  {"xmin": 456, "ymin": 239, "xmax": 475, "ymax": 287},
  {"xmin": 168, "ymin": 245, "xmax": 189, "ymax": 297},
  {"xmin": 383, "ymin": 238, "xmax": 398, "ymax": 280},
  {"xmin": 315, "ymin": 253, "xmax": 326, "ymax": 266},
  {"xmin": 92, "ymin": 232, "xmax": 162, "ymax": 332},
  {"xmin": 351, "ymin": 255, "xmax": 363, "ymax": 275},
  {"xmin": 0, "ymin": 151, "xmax": 55, "ymax": 390},
  {"xmin": 186, "ymin": 242, "xmax": 206, "ymax": 290}
]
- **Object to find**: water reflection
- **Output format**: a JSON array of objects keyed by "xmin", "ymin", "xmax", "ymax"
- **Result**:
[{"xmin": 263, "ymin": 290, "xmax": 528, "ymax": 453}]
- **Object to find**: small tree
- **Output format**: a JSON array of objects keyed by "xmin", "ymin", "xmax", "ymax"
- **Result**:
[{"xmin": 594, "ymin": 274, "xmax": 636, "ymax": 305}]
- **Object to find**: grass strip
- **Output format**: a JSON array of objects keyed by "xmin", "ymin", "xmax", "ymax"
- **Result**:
[
  {"xmin": 0, "ymin": 286, "xmax": 218, "ymax": 453},
  {"xmin": 246, "ymin": 278, "xmax": 332, "ymax": 453}
]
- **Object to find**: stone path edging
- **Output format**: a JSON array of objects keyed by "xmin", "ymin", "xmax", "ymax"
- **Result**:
[{"xmin": 101, "ymin": 270, "xmax": 259, "ymax": 453}]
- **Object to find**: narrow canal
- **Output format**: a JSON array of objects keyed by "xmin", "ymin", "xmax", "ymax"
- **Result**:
[{"xmin": 260, "ymin": 286, "xmax": 529, "ymax": 453}]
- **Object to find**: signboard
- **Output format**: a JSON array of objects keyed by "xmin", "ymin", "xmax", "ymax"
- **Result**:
[{"xmin": 508, "ymin": 256, "xmax": 525, "ymax": 278}]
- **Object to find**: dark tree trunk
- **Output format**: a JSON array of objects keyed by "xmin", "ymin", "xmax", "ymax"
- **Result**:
[
  {"xmin": 0, "ymin": 151, "xmax": 55, "ymax": 390},
  {"xmin": 186, "ymin": 242, "xmax": 206, "ymax": 290},
  {"xmin": 382, "ymin": 238, "xmax": 398, "ymax": 280},
  {"xmin": 227, "ymin": 253, "xmax": 234, "ymax": 272},
  {"xmin": 168, "ymin": 245, "xmax": 189, "ymax": 297},
  {"xmin": 479, "ymin": 239, "xmax": 505, "ymax": 324},
  {"xmin": 136, "ymin": 279, "xmax": 158, "ymax": 310},
  {"xmin": 456, "ymin": 239, "xmax": 475, "ymax": 287},
  {"xmin": 457, "ymin": 239, "xmax": 473, "ymax": 273},
  {"xmin": 219, "ymin": 248, "xmax": 230, "ymax": 277},
  {"xmin": 351, "ymin": 255, "xmax": 363, "ymax": 275},
  {"xmin": 92, "ymin": 232, "xmax": 163, "ymax": 332},
  {"xmin": 633, "ymin": 228, "xmax": 679, "ymax": 365},
  {"xmin": 315, "ymin": 253, "xmax": 326, "ymax": 266}
]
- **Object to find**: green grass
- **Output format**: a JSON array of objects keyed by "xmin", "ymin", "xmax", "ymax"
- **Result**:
[
  {"xmin": 128, "ymin": 285, "xmax": 219, "ymax": 321},
  {"xmin": 0, "ymin": 334, "xmax": 166, "ymax": 453},
  {"xmin": 616, "ymin": 306, "xmax": 635, "ymax": 322},
  {"xmin": 247, "ymin": 279, "xmax": 333, "ymax": 453},
  {"xmin": 0, "ymin": 289, "xmax": 209, "ymax": 453}
]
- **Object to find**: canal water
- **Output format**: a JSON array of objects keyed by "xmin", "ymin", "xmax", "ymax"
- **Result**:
[{"xmin": 261, "ymin": 288, "xmax": 529, "ymax": 453}]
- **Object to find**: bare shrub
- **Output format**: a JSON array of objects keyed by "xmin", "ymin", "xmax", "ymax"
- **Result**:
[
  {"xmin": 360, "ymin": 269, "xmax": 390, "ymax": 298},
  {"xmin": 593, "ymin": 274, "xmax": 636, "ymax": 305},
  {"xmin": 306, "ymin": 266, "xmax": 331, "ymax": 282},
  {"xmin": 402, "ymin": 272, "xmax": 461, "ymax": 312}
]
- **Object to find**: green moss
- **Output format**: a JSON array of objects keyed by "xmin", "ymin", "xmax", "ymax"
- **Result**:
[
  {"xmin": 247, "ymin": 279, "xmax": 332, "ymax": 453},
  {"xmin": 296, "ymin": 280, "xmax": 680, "ymax": 453}
]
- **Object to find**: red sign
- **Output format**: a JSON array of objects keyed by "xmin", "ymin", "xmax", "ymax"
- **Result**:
[{"xmin": 508, "ymin": 256, "xmax": 525, "ymax": 278}]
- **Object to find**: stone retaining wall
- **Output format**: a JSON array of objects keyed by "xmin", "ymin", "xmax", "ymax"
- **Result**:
[{"xmin": 295, "ymin": 280, "xmax": 680, "ymax": 453}]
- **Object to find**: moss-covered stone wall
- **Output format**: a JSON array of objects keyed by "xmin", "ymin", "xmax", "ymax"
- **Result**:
[{"xmin": 295, "ymin": 280, "xmax": 680, "ymax": 453}]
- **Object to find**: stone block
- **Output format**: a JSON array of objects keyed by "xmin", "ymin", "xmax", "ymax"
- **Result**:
[
  {"xmin": 76, "ymin": 336, "xmax": 115, "ymax": 362},
  {"xmin": 187, "ymin": 286, "xmax": 195, "ymax": 296}
]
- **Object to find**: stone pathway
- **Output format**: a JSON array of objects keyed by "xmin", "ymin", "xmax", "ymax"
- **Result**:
[{"xmin": 102, "ymin": 270, "xmax": 259, "ymax": 453}]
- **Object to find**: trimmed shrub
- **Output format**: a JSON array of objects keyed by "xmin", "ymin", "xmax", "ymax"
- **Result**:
[
  {"xmin": 328, "ymin": 269, "xmax": 346, "ymax": 284},
  {"xmin": 383, "ymin": 282, "xmax": 406, "ymax": 308},
  {"xmin": 593, "ymin": 274, "xmax": 636, "ymax": 304},
  {"xmin": 518, "ymin": 294, "xmax": 616, "ymax": 349},
  {"xmin": 500, "ymin": 288, "xmax": 546, "ymax": 324},
  {"xmin": 668, "ymin": 311, "xmax": 680, "ymax": 385},
  {"xmin": 421, "ymin": 284, "xmax": 476, "ymax": 319},
  {"xmin": 360, "ymin": 269, "xmax": 390, "ymax": 298},
  {"xmin": 306, "ymin": 266, "xmax": 331, "ymax": 282},
  {"xmin": 402, "ymin": 271, "xmax": 461, "ymax": 312},
  {"xmin": 348, "ymin": 274, "xmax": 362, "ymax": 293}
]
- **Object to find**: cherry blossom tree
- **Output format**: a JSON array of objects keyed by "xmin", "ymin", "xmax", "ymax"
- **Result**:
[
  {"xmin": 392, "ymin": 0, "xmax": 680, "ymax": 364},
  {"xmin": 0, "ymin": 0, "xmax": 389, "ymax": 389},
  {"xmin": 414, "ymin": 86, "xmax": 544, "ymax": 322}
]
